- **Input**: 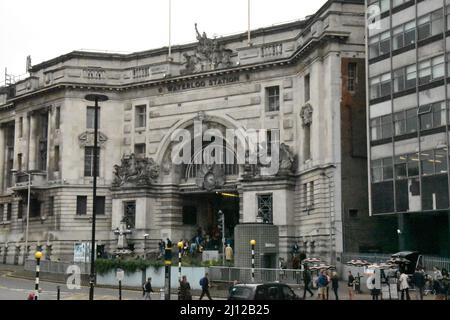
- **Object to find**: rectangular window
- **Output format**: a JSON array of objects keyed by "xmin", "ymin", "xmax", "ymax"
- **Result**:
[
  {"xmin": 135, "ymin": 105, "xmax": 147, "ymax": 128},
  {"xmin": 134, "ymin": 144, "xmax": 146, "ymax": 159},
  {"xmin": 123, "ymin": 201, "xmax": 136, "ymax": 229},
  {"xmin": 95, "ymin": 196, "xmax": 105, "ymax": 216},
  {"xmin": 395, "ymin": 155, "xmax": 407, "ymax": 179},
  {"xmin": 371, "ymin": 158, "xmax": 393, "ymax": 182},
  {"xmin": 54, "ymin": 146, "xmax": 60, "ymax": 172},
  {"xmin": 266, "ymin": 86, "xmax": 280, "ymax": 112},
  {"xmin": 55, "ymin": 107, "xmax": 60, "ymax": 130},
  {"xmin": 418, "ymin": 15, "xmax": 431, "ymax": 40},
  {"xmin": 407, "ymin": 153, "xmax": 420, "ymax": 177},
  {"xmin": 18, "ymin": 201, "xmax": 23, "ymax": 219},
  {"xmin": 379, "ymin": 31, "xmax": 391, "ymax": 56},
  {"xmin": 303, "ymin": 183, "xmax": 308, "ymax": 208},
  {"xmin": 76, "ymin": 196, "xmax": 87, "ymax": 216},
  {"xmin": 86, "ymin": 106, "xmax": 100, "ymax": 129},
  {"xmin": 348, "ymin": 63, "xmax": 357, "ymax": 92},
  {"xmin": 257, "ymin": 194, "xmax": 273, "ymax": 223},
  {"xmin": 18, "ymin": 117, "xmax": 23, "ymax": 138},
  {"xmin": 17, "ymin": 153, "xmax": 22, "ymax": 172},
  {"xmin": 84, "ymin": 147, "xmax": 100, "ymax": 177},
  {"xmin": 7, "ymin": 203, "xmax": 11, "ymax": 221},
  {"xmin": 309, "ymin": 182, "xmax": 315, "ymax": 207},
  {"xmin": 0, "ymin": 204, "xmax": 3, "ymax": 221},
  {"xmin": 48, "ymin": 196, "xmax": 54, "ymax": 217},
  {"xmin": 421, "ymin": 152, "xmax": 434, "ymax": 176},
  {"xmin": 304, "ymin": 75, "xmax": 310, "ymax": 102}
]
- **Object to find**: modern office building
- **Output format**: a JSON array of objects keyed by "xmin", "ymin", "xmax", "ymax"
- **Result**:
[
  {"xmin": 367, "ymin": 0, "xmax": 450, "ymax": 256},
  {"xmin": 0, "ymin": 0, "xmax": 372, "ymax": 265}
]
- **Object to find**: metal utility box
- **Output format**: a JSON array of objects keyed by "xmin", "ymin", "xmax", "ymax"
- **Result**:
[{"xmin": 234, "ymin": 223, "xmax": 279, "ymax": 269}]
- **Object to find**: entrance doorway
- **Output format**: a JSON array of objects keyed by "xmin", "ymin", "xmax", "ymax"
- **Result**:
[{"xmin": 181, "ymin": 192, "xmax": 239, "ymax": 250}]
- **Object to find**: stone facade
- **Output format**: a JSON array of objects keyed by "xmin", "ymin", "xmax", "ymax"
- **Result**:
[{"xmin": 0, "ymin": 0, "xmax": 370, "ymax": 265}]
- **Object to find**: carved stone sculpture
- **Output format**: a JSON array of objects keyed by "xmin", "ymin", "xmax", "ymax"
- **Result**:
[
  {"xmin": 78, "ymin": 131, "xmax": 108, "ymax": 147},
  {"xmin": 195, "ymin": 164, "xmax": 225, "ymax": 191},
  {"xmin": 300, "ymin": 103, "xmax": 313, "ymax": 127},
  {"xmin": 278, "ymin": 143, "xmax": 296, "ymax": 174},
  {"xmin": 112, "ymin": 154, "xmax": 160, "ymax": 187},
  {"xmin": 181, "ymin": 24, "xmax": 233, "ymax": 75}
]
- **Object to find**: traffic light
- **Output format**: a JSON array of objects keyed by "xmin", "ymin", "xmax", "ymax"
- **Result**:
[{"xmin": 217, "ymin": 210, "xmax": 224, "ymax": 233}]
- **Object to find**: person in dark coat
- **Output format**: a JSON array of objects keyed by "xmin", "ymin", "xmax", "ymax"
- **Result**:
[
  {"xmin": 178, "ymin": 275, "xmax": 192, "ymax": 300},
  {"xmin": 143, "ymin": 277, "xmax": 154, "ymax": 300},
  {"xmin": 413, "ymin": 267, "xmax": 426, "ymax": 300},
  {"xmin": 199, "ymin": 272, "xmax": 212, "ymax": 300},
  {"xmin": 331, "ymin": 271, "xmax": 339, "ymax": 300},
  {"xmin": 303, "ymin": 265, "xmax": 314, "ymax": 299}
]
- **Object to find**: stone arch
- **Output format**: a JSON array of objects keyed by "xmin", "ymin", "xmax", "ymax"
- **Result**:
[{"xmin": 156, "ymin": 113, "xmax": 247, "ymax": 164}]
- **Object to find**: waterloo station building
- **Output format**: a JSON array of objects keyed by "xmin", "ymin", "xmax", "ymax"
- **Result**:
[{"xmin": 0, "ymin": 0, "xmax": 378, "ymax": 266}]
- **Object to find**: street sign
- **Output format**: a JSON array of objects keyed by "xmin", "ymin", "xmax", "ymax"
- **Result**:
[{"xmin": 116, "ymin": 268, "xmax": 125, "ymax": 282}]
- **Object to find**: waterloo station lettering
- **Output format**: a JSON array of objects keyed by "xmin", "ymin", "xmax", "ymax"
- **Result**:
[{"xmin": 164, "ymin": 75, "xmax": 241, "ymax": 93}]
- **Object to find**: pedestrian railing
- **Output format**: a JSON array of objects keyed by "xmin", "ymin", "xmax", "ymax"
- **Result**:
[
  {"xmin": 208, "ymin": 266, "xmax": 304, "ymax": 285},
  {"xmin": 24, "ymin": 259, "xmax": 90, "ymax": 274}
]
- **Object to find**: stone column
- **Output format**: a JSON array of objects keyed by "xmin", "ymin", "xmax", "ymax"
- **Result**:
[
  {"xmin": 0, "ymin": 125, "xmax": 5, "ymax": 193},
  {"xmin": 28, "ymin": 112, "xmax": 37, "ymax": 171},
  {"xmin": 23, "ymin": 114, "xmax": 30, "ymax": 171}
]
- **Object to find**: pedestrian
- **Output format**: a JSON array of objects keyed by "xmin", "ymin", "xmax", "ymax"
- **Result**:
[
  {"xmin": 347, "ymin": 271, "xmax": 355, "ymax": 300},
  {"xmin": 412, "ymin": 266, "xmax": 426, "ymax": 300},
  {"xmin": 143, "ymin": 277, "xmax": 154, "ymax": 300},
  {"xmin": 442, "ymin": 269, "xmax": 450, "ymax": 300},
  {"xmin": 331, "ymin": 271, "xmax": 339, "ymax": 300},
  {"xmin": 27, "ymin": 292, "xmax": 35, "ymax": 300},
  {"xmin": 302, "ymin": 265, "xmax": 314, "ymax": 299},
  {"xmin": 199, "ymin": 272, "xmax": 212, "ymax": 300},
  {"xmin": 399, "ymin": 272, "xmax": 410, "ymax": 300},
  {"xmin": 316, "ymin": 270, "xmax": 328, "ymax": 300},
  {"xmin": 225, "ymin": 244, "xmax": 233, "ymax": 266},
  {"xmin": 179, "ymin": 275, "xmax": 192, "ymax": 300}
]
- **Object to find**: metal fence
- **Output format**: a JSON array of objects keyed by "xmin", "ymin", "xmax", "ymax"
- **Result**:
[
  {"xmin": 342, "ymin": 253, "xmax": 450, "ymax": 272},
  {"xmin": 24, "ymin": 259, "xmax": 90, "ymax": 275},
  {"xmin": 208, "ymin": 266, "xmax": 304, "ymax": 285}
]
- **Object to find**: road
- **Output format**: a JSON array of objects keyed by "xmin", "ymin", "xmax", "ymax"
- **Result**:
[{"xmin": 0, "ymin": 269, "xmax": 173, "ymax": 300}]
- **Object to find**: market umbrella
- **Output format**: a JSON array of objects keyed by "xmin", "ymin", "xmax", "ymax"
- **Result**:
[{"xmin": 303, "ymin": 257, "xmax": 321, "ymax": 263}]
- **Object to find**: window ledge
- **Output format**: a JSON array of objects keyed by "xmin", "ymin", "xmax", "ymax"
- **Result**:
[
  {"xmin": 74, "ymin": 215, "xmax": 108, "ymax": 220},
  {"xmin": 1, "ymin": 221, "xmax": 11, "ymax": 225}
]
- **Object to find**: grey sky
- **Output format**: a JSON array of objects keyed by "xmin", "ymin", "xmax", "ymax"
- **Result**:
[{"xmin": 0, "ymin": 0, "xmax": 327, "ymax": 83}]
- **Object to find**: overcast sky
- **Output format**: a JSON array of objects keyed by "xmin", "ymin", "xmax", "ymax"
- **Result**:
[{"xmin": 0, "ymin": 0, "xmax": 327, "ymax": 83}]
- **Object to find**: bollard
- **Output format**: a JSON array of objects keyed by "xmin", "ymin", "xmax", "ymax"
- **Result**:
[
  {"xmin": 119, "ymin": 280, "xmax": 122, "ymax": 300},
  {"xmin": 34, "ymin": 251, "xmax": 42, "ymax": 300},
  {"xmin": 57, "ymin": 286, "xmax": 60, "ymax": 300},
  {"xmin": 250, "ymin": 240, "xmax": 256, "ymax": 283}
]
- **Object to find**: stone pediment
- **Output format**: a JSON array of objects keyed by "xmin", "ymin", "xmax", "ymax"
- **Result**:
[{"xmin": 78, "ymin": 131, "xmax": 108, "ymax": 147}]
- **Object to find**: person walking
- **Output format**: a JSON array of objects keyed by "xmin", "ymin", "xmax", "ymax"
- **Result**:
[
  {"xmin": 399, "ymin": 272, "xmax": 411, "ymax": 300},
  {"xmin": 199, "ymin": 272, "xmax": 212, "ymax": 300},
  {"xmin": 413, "ymin": 267, "xmax": 426, "ymax": 300},
  {"xmin": 143, "ymin": 277, "xmax": 154, "ymax": 300},
  {"xmin": 331, "ymin": 271, "xmax": 339, "ymax": 300},
  {"xmin": 347, "ymin": 271, "xmax": 355, "ymax": 300},
  {"xmin": 225, "ymin": 244, "xmax": 233, "ymax": 266},
  {"xmin": 316, "ymin": 270, "xmax": 328, "ymax": 300},
  {"xmin": 302, "ymin": 265, "xmax": 314, "ymax": 299},
  {"xmin": 179, "ymin": 275, "xmax": 192, "ymax": 300}
]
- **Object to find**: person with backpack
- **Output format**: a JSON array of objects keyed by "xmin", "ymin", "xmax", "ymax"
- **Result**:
[
  {"xmin": 142, "ymin": 277, "xmax": 154, "ymax": 300},
  {"xmin": 199, "ymin": 272, "xmax": 212, "ymax": 300}
]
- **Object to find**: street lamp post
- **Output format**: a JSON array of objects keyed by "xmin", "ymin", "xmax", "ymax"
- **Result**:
[
  {"xmin": 250, "ymin": 240, "xmax": 256, "ymax": 283},
  {"xmin": 85, "ymin": 93, "xmax": 108, "ymax": 301},
  {"xmin": 218, "ymin": 210, "xmax": 225, "ymax": 265},
  {"xmin": 11, "ymin": 170, "xmax": 32, "ymax": 265},
  {"xmin": 321, "ymin": 171, "xmax": 334, "ymax": 265}
]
